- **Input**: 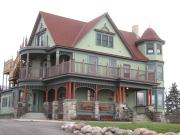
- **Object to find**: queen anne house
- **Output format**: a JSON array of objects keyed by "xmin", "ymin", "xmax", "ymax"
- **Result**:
[{"xmin": 0, "ymin": 11, "xmax": 165, "ymax": 121}]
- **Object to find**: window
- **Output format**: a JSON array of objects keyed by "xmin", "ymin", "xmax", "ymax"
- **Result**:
[
  {"xmin": 157, "ymin": 91, "xmax": 163, "ymax": 107},
  {"xmin": 123, "ymin": 64, "xmax": 130, "ymax": 78},
  {"xmin": 96, "ymin": 32, "xmax": 113, "ymax": 48},
  {"xmin": 96, "ymin": 33, "xmax": 101, "ymax": 45},
  {"xmin": 102, "ymin": 34, "xmax": 108, "ymax": 46},
  {"xmin": 109, "ymin": 58, "xmax": 117, "ymax": 76},
  {"xmin": 137, "ymin": 91, "xmax": 146, "ymax": 106},
  {"xmin": 2, "ymin": 97, "xmax": 8, "ymax": 107},
  {"xmin": 36, "ymin": 33, "xmax": 45, "ymax": 46},
  {"xmin": 157, "ymin": 44, "xmax": 162, "ymax": 54},
  {"xmin": 146, "ymin": 43, "xmax": 154, "ymax": 54},
  {"xmin": 88, "ymin": 55, "xmax": 98, "ymax": 73},
  {"xmin": 157, "ymin": 65, "xmax": 163, "ymax": 81},
  {"xmin": 147, "ymin": 65, "xmax": 155, "ymax": 81}
]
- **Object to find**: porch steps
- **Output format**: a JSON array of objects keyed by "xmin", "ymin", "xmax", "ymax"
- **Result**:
[
  {"xmin": 133, "ymin": 113, "xmax": 151, "ymax": 122},
  {"xmin": 20, "ymin": 113, "xmax": 47, "ymax": 120}
]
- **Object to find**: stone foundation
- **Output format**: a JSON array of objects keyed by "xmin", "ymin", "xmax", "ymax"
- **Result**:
[{"xmin": 63, "ymin": 99, "xmax": 76, "ymax": 120}]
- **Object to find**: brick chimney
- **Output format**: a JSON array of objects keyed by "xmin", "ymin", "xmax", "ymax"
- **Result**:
[{"xmin": 132, "ymin": 25, "xmax": 139, "ymax": 37}]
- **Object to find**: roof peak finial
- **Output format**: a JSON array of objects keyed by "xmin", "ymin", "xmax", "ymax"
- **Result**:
[{"xmin": 148, "ymin": 20, "xmax": 151, "ymax": 28}]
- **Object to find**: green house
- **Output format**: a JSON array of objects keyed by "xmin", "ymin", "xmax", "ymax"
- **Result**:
[{"xmin": 0, "ymin": 11, "xmax": 165, "ymax": 121}]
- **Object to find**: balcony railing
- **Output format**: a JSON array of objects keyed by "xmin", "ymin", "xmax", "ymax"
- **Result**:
[{"xmin": 20, "ymin": 60, "xmax": 155, "ymax": 83}]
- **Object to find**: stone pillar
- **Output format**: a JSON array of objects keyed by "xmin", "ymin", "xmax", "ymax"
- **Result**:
[
  {"xmin": 115, "ymin": 103, "xmax": 127, "ymax": 120},
  {"xmin": 52, "ymin": 100, "xmax": 59, "ymax": 120},
  {"xmin": 94, "ymin": 101, "xmax": 100, "ymax": 120},
  {"xmin": 63, "ymin": 99, "xmax": 77, "ymax": 120},
  {"xmin": 26, "ymin": 53, "xmax": 29, "ymax": 78},
  {"xmin": 56, "ymin": 50, "xmax": 60, "ymax": 65},
  {"xmin": 43, "ymin": 101, "xmax": 49, "ymax": 118}
]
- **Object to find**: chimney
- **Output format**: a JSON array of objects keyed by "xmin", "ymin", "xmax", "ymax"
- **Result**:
[{"xmin": 132, "ymin": 25, "xmax": 139, "ymax": 37}]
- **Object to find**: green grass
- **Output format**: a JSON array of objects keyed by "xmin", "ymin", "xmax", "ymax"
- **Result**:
[{"xmin": 85, "ymin": 121, "xmax": 180, "ymax": 133}]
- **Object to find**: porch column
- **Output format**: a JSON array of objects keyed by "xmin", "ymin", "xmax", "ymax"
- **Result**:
[
  {"xmin": 66, "ymin": 82, "xmax": 71, "ymax": 99},
  {"xmin": 122, "ymin": 87, "xmax": 126, "ymax": 104},
  {"xmin": 72, "ymin": 82, "xmax": 76, "ymax": 99},
  {"xmin": 148, "ymin": 89, "xmax": 152, "ymax": 105},
  {"xmin": 119, "ymin": 87, "xmax": 122, "ymax": 104},
  {"xmin": 26, "ymin": 53, "xmax": 29, "ymax": 78},
  {"xmin": 56, "ymin": 50, "xmax": 60, "ymax": 65},
  {"xmin": 45, "ymin": 89, "xmax": 48, "ymax": 102},
  {"xmin": 54, "ymin": 88, "xmax": 58, "ymax": 101},
  {"xmin": 95, "ymin": 84, "xmax": 99, "ymax": 101},
  {"xmin": 47, "ymin": 54, "xmax": 50, "ymax": 67},
  {"xmin": 23, "ymin": 86, "xmax": 28, "ymax": 103}
]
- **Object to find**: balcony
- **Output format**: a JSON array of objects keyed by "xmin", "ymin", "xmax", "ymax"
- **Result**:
[{"xmin": 19, "ymin": 60, "xmax": 155, "ymax": 83}]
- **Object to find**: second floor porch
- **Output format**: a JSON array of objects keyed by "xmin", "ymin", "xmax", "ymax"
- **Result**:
[{"xmin": 19, "ymin": 60, "xmax": 155, "ymax": 83}]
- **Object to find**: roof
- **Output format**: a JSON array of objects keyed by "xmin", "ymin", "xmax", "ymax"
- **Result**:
[
  {"xmin": 40, "ymin": 11, "xmax": 85, "ymax": 47},
  {"xmin": 119, "ymin": 30, "xmax": 148, "ymax": 60},
  {"xmin": 29, "ymin": 11, "xmax": 163, "ymax": 61},
  {"xmin": 136, "ymin": 28, "xmax": 165, "ymax": 44}
]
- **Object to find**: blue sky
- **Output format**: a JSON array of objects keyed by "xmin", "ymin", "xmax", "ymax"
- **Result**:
[{"xmin": 0, "ymin": 0, "xmax": 179, "ymax": 91}]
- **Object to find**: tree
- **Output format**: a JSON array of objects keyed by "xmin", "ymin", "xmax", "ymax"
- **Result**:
[{"xmin": 165, "ymin": 83, "xmax": 180, "ymax": 113}]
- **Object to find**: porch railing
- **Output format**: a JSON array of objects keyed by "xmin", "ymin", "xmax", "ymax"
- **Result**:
[
  {"xmin": 20, "ymin": 60, "xmax": 155, "ymax": 83},
  {"xmin": 76, "ymin": 101, "xmax": 95, "ymax": 112}
]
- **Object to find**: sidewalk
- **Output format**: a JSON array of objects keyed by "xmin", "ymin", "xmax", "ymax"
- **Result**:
[{"xmin": 14, "ymin": 118, "xmax": 75, "ymax": 124}]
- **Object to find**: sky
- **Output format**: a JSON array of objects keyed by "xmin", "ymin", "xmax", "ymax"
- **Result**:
[{"xmin": 0, "ymin": 0, "xmax": 179, "ymax": 92}]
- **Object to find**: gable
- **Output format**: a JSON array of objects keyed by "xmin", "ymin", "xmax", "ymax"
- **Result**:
[
  {"xmin": 74, "ymin": 16, "xmax": 132, "ymax": 58},
  {"xmin": 30, "ymin": 17, "xmax": 55, "ymax": 47}
]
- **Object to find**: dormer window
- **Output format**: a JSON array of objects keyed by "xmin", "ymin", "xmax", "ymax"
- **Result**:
[
  {"xmin": 146, "ymin": 43, "xmax": 154, "ymax": 54},
  {"xmin": 96, "ymin": 32, "xmax": 114, "ymax": 48},
  {"xmin": 157, "ymin": 44, "xmax": 162, "ymax": 54}
]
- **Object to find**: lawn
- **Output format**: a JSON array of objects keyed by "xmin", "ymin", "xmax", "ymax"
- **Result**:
[{"xmin": 85, "ymin": 121, "xmax": 180, "ymax": 133}]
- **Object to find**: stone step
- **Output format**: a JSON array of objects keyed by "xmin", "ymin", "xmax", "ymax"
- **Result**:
[
  {"xmin": 21, "ymin": 113, "xmax": 47, "ymax": 120},
  {"xmin": 133, "ymin": 114, "xmax": 151, "ymax": 122}
]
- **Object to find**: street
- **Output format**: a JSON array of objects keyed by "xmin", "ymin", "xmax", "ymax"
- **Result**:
[{"xmin": 0, "ymin": 119, "xmax": 73, "ymax": 135}]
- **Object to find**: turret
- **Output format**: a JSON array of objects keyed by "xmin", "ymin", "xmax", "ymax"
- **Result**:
[{"xmin": 136, "ymin": 28, "xmax": 165, "ymax": 61}]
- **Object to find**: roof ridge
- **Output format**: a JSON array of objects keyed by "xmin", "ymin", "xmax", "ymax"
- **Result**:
[
  {"xmin": 40, "ymin": 11, "xmax": 86, "ymax": 23},
  {"xmin": 71, "ymin": 13, "xmax": 107, "ymax": 47}
]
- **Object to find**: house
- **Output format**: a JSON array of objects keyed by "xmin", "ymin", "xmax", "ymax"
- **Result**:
[{"xmin": 0, "ymin": 11, "xmax": 165, "ymax": 121}]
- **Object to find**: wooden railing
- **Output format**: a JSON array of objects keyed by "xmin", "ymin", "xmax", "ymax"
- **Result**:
[
  {"xmin": 20, "ymin": 60, "xmax": 155, "ymax": 83},
  {"xmin": 76, "ymin": 101, "xmax": 95, "ymax": 112}
]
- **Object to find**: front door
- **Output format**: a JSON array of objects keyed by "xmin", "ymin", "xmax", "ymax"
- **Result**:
[{"xmin": 31, "ymin": 91, "xmax": 44, "ymax": 112}]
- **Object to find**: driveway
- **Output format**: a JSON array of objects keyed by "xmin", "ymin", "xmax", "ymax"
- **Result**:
[{"xmin": 0, "ymin": 119, "xmax": 73, "ymax": 135}]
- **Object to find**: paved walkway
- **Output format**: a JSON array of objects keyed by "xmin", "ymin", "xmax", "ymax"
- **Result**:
[{"xmin": 0, "ymin": 119, "xmax": 73, "ymax": 135}]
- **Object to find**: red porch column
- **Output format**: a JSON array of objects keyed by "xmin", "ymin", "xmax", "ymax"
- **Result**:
[
  {"xmin": 95, "ymin": 84, "xmax": 99, "ymax": 101},
  {"xmin": 54, "ymin": 89, "xmax": 58, "ymax": 101},
  {"xmin": 149, "ymin": 89, "xmax": 152, "ymax": 105},
  {"xmin": 119, "ymin": 87, "xmax": 122, "ymax": 104},
  {"xmin": 122, "ymin": 87, "xmax": 126, "ymax": 104},
  {"xmin": 72, "ymin": 82, "xmax": 76, "ymax": 99},
  {"xmin": 66, "ymin": 82, "xmax": 71, "ymax": 99}
]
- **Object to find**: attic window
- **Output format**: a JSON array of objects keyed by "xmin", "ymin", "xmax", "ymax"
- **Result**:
[
  {"xmin": 146, "ymin": 43, "xmax": 154, "ymax": 54},
  {"xmin": 157, "ymin": 44, "xmax": 162, "ymax": 54},
  {"xmin": 96, "ymin": 32, "xmax": 114, "ymax": 48}
]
